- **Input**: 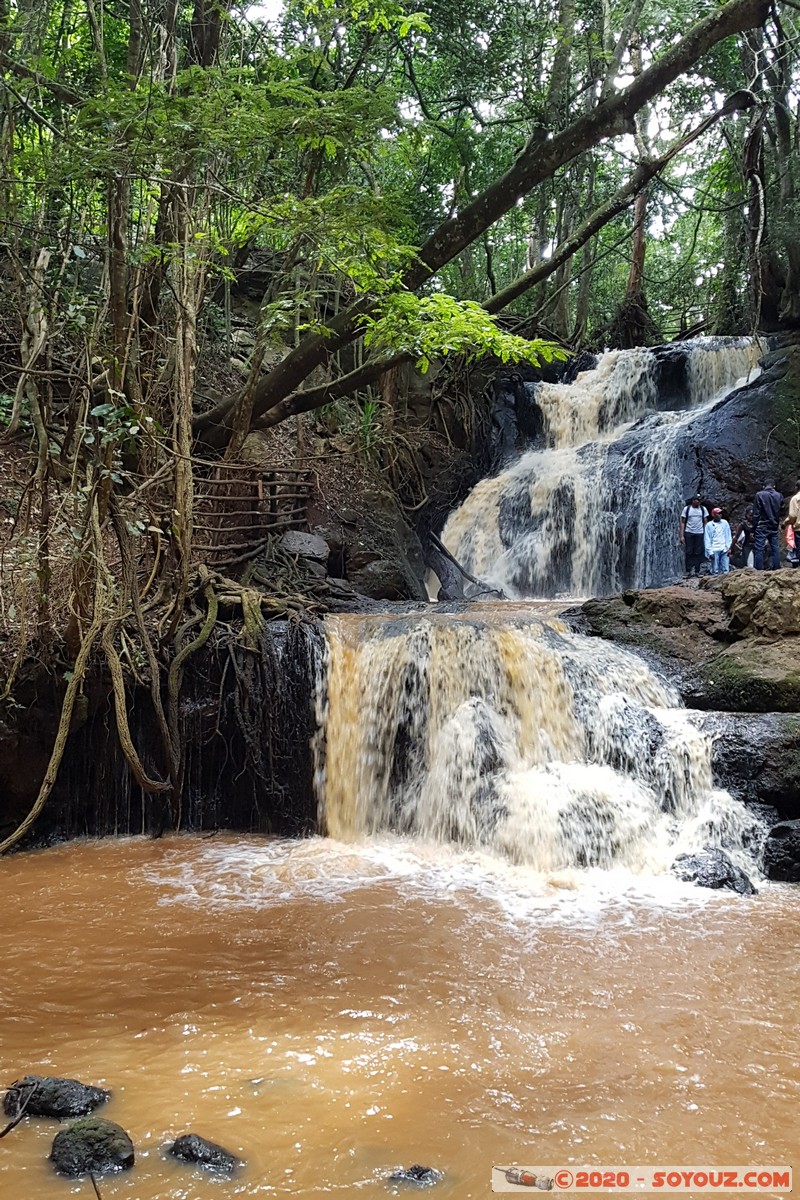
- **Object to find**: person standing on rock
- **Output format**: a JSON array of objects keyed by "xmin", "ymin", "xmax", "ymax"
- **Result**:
[
  {"xmin": 783, "ymin": 480, "xmax": 800, "ymax": 560},
  {"xmin": 753, "ymin": 480, "xmax": 783, "ymax": 570},
  {"xmin": 704, "ymin": 507, "xmax": 732, "ymax": 574},
  {"xmin": 679, "ymin": 495, "xmax": 708, "ymax": 578},
  {"xmin": 733, "ymin": 506, "xmax": 756, "ymax": 567}
]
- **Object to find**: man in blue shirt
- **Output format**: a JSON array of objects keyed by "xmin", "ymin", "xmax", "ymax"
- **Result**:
[
  {"xmin": 753, "ymin": 480, "xmax": 784, "ymax": 570},
  {"xmin": 704, "ymin": 508, "xmax": 732, "ymax": 574}
]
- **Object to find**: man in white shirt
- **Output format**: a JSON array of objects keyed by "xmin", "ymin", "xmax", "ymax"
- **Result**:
[
  {"xmin": 679, "ymin": 496, "xmax": 709, "ymax": 578},
  {"xmin": 704, "ymin": 507, "xmax": 732, "ymax": 574}
]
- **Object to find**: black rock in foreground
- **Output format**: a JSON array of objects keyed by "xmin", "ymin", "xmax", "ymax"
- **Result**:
[
  {"xmin": 168, "ymin": 1132, "xmax": 242, "ymax": 1172},
  {"xmin": 3, "ymin": 1075, "xmax": 109, "ymax": 1120},
  {"xmin": 50, "ymin": 1117, "xmax": 134, "ymax": 1176},
  {"xmin": 388, "ymin": 1164, "xmax": 443, "ymax": 1186},
  {"xmin": 672, "ymin": 848, "xmax": 757, "ymax": 895}
]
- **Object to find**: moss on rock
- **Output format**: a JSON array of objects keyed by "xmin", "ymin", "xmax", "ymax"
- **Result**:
[{"xmin": 687, "ymin": 639, "xmax": 800, "ymax": 712}]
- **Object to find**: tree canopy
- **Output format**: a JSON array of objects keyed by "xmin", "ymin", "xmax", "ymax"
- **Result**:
[{"xmin": 1, "ymin": 0, "xmax": 790, "ymax": 458}]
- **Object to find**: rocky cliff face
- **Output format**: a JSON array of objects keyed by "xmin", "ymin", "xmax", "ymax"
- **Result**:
[
  {"xmin": 581, "ymin": 570, "xmax": 800, "ymax": 711},
  {"xmin": 686, "ymin": 337, "xmax": 800, "ymax": 513},
  {"xmin": 595, "ymin": 336, "xmax": 800, "ymax": 527},
  {"xmin": 0, "ymin": 620, "xmax": 324, "ymax": 848},
  {"xmin": 580, "ymin": 571, "xmax": 800, "ymax": 824}
]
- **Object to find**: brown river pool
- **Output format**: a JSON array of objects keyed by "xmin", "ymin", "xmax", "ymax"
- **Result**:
[{"xmin": 0, "ymin": 835, "xmax": 798, "ymax": 1198}]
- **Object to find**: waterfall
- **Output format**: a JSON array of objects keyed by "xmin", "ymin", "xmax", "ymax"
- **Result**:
[
  {"xmin": 312, "ymin": 338, "xmax": 769, "ymax": 883},
  {"xmin": 441, "ymin": 338, "xmax": 762, "ymax": 598},
  {"xmin": 315, "ymin": 610, "xmax": 762, "ymax": 876}
]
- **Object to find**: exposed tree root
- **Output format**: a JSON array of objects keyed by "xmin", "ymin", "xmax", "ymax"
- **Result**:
[
  {"xmin": 0, "ymin": 585, "xmax": 106, "ymax": 855},
  {"xmin": 102, "ymin": 622, "xmax": 171, "ymax": 793},
  {"xmin": 0, "ymin": 1081, "xmax": 39, "ymax": 1137},
  {"xmin": 113, "ymin": 513, "xmax": 177, "ymax": 793}
]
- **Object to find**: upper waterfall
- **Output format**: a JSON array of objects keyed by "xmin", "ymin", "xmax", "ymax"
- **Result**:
[{"xmin": 441, "ymin": 338, "xmax": 762, "ymax": 598}]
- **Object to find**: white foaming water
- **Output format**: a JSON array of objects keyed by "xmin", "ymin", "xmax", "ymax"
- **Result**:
[
  {"xmin": 315, "ymin": 610, "xmax": 764, "ymax": 883},
  {"xmin": 441, "ymin": 338, "xmax": 762, "ymax": 597}
]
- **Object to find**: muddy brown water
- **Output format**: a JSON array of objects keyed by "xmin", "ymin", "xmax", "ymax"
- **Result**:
[{"xmin": 0, "ymin": 835, "xmax": 798, "ymax": 1198}]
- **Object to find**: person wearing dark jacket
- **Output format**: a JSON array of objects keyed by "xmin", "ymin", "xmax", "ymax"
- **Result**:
[{"xmin": 753, "ymin": 481, "xmax": 784, "ymax": 569}]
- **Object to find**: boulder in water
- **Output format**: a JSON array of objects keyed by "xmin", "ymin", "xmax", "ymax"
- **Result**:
[
  {"xmin": 168, "ymin": 1132, "xmax": 242, "ymax": 1172},
  {"xmin": 762, "ymin": 819, "xmax": 800, "ymax": 882},
  {"xmin": 388, "ymin": 1164, "xmax": 443, "ymax": 1187},
  {"xmin": 4, "ymin": 1074, "xmax": 109, "ymax": 1120},
  {"xmin": 50, "ymin": 1117, "xmax": 134, "ymax": 1176},
  {"xmin": 672, "ymin": 848, "xmax": 757, "ymax": 895}
]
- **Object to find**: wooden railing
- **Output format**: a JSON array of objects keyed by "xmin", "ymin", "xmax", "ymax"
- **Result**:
[{"xmin": 192, "ymin": 460, "xmax": 313, "ymax": 567}]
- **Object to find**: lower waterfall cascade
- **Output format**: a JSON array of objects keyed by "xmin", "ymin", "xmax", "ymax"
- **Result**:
[
  {"xmin": 315, "ymin": 610, "xmax": 764, "ymax": 879},
  {"xmin": 441, "ymin": 338, "xmax": 763, "ymax": 598}
]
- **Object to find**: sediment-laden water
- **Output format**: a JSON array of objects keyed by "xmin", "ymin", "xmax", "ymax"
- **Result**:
[{"xmin": 1, "ymin": 836, "xmax": 798, "ymax": 1199}]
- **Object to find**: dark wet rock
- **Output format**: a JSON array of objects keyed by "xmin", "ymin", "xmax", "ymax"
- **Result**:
[
  {"xmin": 304, "ymin": 483, "xmax": 428, "ymax": 602},
  {"xmin": 762, "ymin": 819, "xmax": 800, "ymax": 881},
  {"xmin": 695, "ymin": 710, "xmax": 800, "ymax": 815},
  {"xmin": 388, "ymin": 1164, "xmax": 443, "ymax": 1186},
  {"xmin": 4, "ymin": 1075, "xmax": 109, "ymax": 1120},
  {"xmin": 350, "ymin": 558, "xmax": 419, "ymax": 601},
  {"xmin": 672, "ymin": 848, "xmax": 757, "ymax": 895},
  {"xmin": 50, "ymin": 1117, "xmax": 134, "ymax": 1176},
  {"xmin": 685, "ymin": 339, "xmax": 800, "ymax": 524},
  {"xmin": 278, "ymin": 530, "xmax": 329, "ymax": 562},
  {"xmin": 168, "ymin": 1133, "xmax": 242, "ymax": 1173}
]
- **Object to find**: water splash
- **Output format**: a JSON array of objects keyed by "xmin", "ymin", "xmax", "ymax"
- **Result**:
[
  {"xmin": 315, "ymin": 610, "xmax": 762, "ymax": 877},
  {"xmin": 441, "ymin": 338, "xmax": 762, "ymax": 597}
]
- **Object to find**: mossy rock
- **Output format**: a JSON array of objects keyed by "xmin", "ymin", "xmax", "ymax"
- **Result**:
[
  {"xmin": 50, "ymin": 1117, "xmax": 134, "ymax": 1177},
  {"xmin": 3, "ymin": 1075, "xmax": 109, "ymax": 1120},
  {"xmin": 687, "ymin": 638, "xmax": 800, "ymax": 712}
]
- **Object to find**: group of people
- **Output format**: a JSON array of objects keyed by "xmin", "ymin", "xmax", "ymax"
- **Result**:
[{"xmin": 679, "ymin": 481, "xmax": 800, "ymax": 577}]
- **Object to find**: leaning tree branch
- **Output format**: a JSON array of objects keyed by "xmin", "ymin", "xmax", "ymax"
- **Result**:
[
  {"xmin": 485, "ymin": 93, "xmax": 756, "ymax": 314},
  {"xmin": 251, "ymin": 353, "xmax": 412, "ymax": 431},
  {"xmin": 194, "ymin": 0, "xmax": 769, "ymax": 446},
  {"xmin": 252, "ymin": 93, "xmax": 758, "ymax": 428}
]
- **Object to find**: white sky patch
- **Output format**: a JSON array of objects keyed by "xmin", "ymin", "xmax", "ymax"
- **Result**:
[
  {"xmin": 399, "ymin": 98, "xmax": 423, "ymax": 123},
  {"xmin": 246, "ymin": 0, "xmax": 284, "ymax": 21}
]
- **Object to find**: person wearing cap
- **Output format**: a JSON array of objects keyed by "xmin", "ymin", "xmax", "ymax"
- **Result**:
[
  {"xmin": 704, "ymin": 507, "xmax": 732, "ymax": 574},
  {"xmin": 679, "ymin": 495, "xmax": 709, "ymax": 578}
]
